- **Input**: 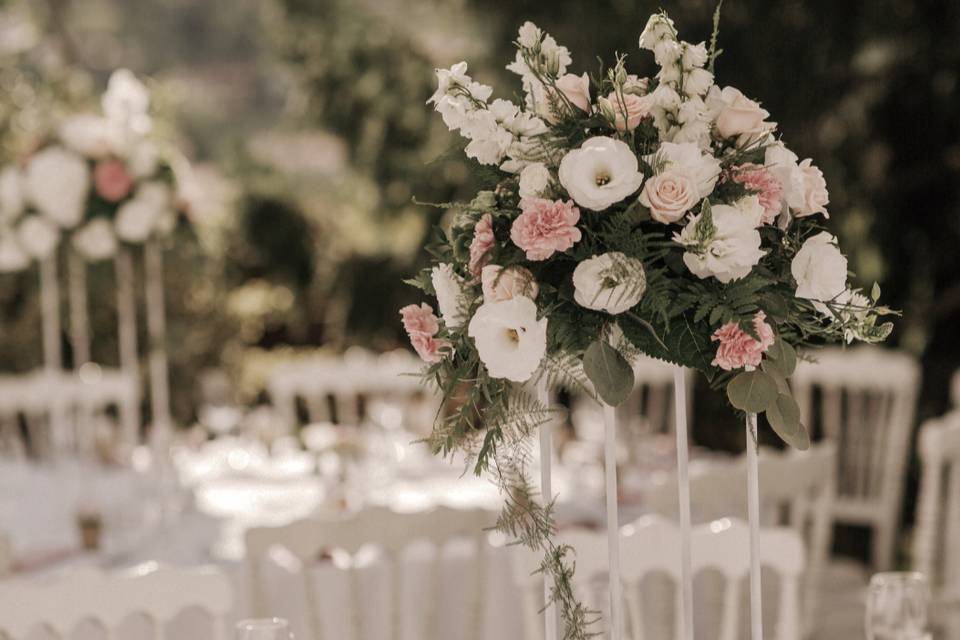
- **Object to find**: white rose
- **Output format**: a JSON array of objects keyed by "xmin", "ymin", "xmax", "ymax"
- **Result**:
[
  {"xmin": 115, "ymin": 182, "xmax": 170, "ymax": 243},
  {"xmin": 72, "ymin": 218, "xmax": 117, "ymax": 262},
  {"xmin": 518, "ymin": 162, "xmax": 551, "ymax": 199},
  {"xmin": 0, "ymin": 231, "xmax": 29, "ymax": 273},
  {"xmin": 650, "ymin": 141, "xmax": 721, "ymax": 199},
  {"xmin": 58, "ymin": 115, "xmax": 123, "ymax": 158},
  {"xmin": 16, "ymin": 215, "xmax": 59, "ymax": 259},
  {"xmin": 558, "ymin": 136, "xmax": 645, "ymax": 211},
  {"xmin": 675, "ymin": 204, "xmax": 765, "ymax": 283},
  {"xmin": 25, "ymin": 146, "xmax": 90, "ymax": 229},
  {"xmin": 431, "ymin": 263, "xmax": 469, "ymax": 328},
  {"xmin": 708, "ymin": 86, "xmax": 776, "ymax": 146},
  {"xmin": 764, "ymin": 142, "xmax": 805, "ymax": 210},
  {"xmin": 0, "ymin": 165, "xmax": 24, "ymax": 225},
  {"xmin": 481, "ymin": 264, "xmax": 539, "ymax": 302},
  {"xmin": 468, "ymin": 295, "xmax": 547, "ymax": 382},
  {"xmin": 791, "ymin": 232, "xmax": 848, "ymax": 303},
  {"xmin": 573, "ymin": 252, "xmax": 647, "ymax": 315},
  {"xmin": 733, "ymin": 195, "xmax": 766, "ymax": 228}
]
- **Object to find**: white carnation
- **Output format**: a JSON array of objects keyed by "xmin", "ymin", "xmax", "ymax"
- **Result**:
[
  {"xmin": 0, "ymin": 231, "xmax": 29, "ymax": 273},
  {"xmin": 558, "ymin": 136, "xmax": 645, "ymax": 211},
  {"xmin": 675, "ymin": 204, "xmax": 765, "ymax": 283},
  {"xmin": 518, "ymin": 162, "xmax": 551, "ymax": 199},
  {"xmin": 431, "ymin": 263, "xmax": 468, "ymax": 329},
  {"xmin": 468, "ymin": 296, "xmax": 547, "ymax": 382},
  {"xmin": 25, "ymin": 146, "xmax": 90, "ymax": 229},
  {"xmin": 72, "ymin": 218, "xmax": 117, "ymax": 262},
  {"xmin": 791, "ymin": 231, "xmax": 848, "ymax": 303},
  {"xmin": 650, "ymin": 141, "xmax": 721, "ymax": 199},
  {"xmin": 0, "ymin": 165, "xmax": 24, "ymax": 224},
  {"xmin": 16, "ymin": 215, "xmax": 59, "ymax": 259},
  {"xmin": 573, "ymin": 252, "xmax": 647, "ymax": 315}
]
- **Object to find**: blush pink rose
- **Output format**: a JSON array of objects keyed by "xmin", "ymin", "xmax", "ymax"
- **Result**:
[
  {"xmin": 94, "ymin": 159, "xmax": 133, "ymax": 203},
  {"xmin": 794, "ymin": 159, "xmax": 829, "ymax": 218},
  {"xmin": 481, "ymin": 264, "xmax": 539, "ymax": 302},
  {"xmin": 606, "ymin": 92, "xmax": 653, "ymax": 132},
  {"xmin": 730, "ymin": 163, "xmax": 784, "ymax": 225},
  {"xmin": 468, "ymin": 213, "xmax": 495, "ymax": 276},
  {"xmin": 713, "ymin": 87, "xmax": 774, "ymax": 146},
  {"xmin": 638, "ymin": 170, "xmax": 699, "ymax": 223},
  {"xmin": 710, "ymin": 311, "xmax": 776, "ymax": 371},
  {"xmin": 510, "ymin": 198, "xmax": 582, "ymax": 261},
  {"xmin": 400, "ymin": 303, "xmax": 449, "ymax": 363},
  {"xmin": 556, "ymin": 73, "xmax": 591, "ymax": 112}
]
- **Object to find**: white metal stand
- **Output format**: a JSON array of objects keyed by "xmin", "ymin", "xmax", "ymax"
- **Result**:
[
  {"xmin": 746, "ymin": 412, "xmax": 763, "ymax": 640},
  {"xmin": 603, "ymin": 402, "xmax": 623, "ymax": 640},
  {"xmin": 115, "ymin": 247, "xmax": 139, "ymax": 445},
  {"xmin": 673, "ymin": 367, "xmax": 694, "ymax": 640},
  {"xmin": 144, "ymin": 241, "xmax": 172, "ymax": 448}
]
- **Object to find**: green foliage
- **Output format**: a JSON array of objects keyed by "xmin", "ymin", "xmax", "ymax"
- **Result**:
[
  {"xmin": 582, "ymin": 340, "xmax": 634, "ymax": 406},
  {"xmin": 726, "ymin": 369, "xmax": 778, "ymax": 413}
]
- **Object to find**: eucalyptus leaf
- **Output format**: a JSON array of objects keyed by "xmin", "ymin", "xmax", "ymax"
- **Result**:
[
  {"xmin": 766, "ymin": 339, "xmax": 797, "ymax": 375},
  {"xmin": 766, "ymin": 393, "xmax": 809, "ymax": 450},
  {"xmin": 760, "ymin": 360, "xmax": 790, "ymax": 395},
  {"xmin": 583, "ymin": 340, "xmax": 635, "ymax": 406},
  {"xmin": 726, "ymin": 370, "xmax": 778, "ymax": 413}
]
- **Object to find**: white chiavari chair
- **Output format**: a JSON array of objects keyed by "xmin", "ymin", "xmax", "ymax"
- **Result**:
[
  {"xmin": 0, "ymin": 563, "xmax": 232, "ymax": 640},
  {"xmin": 246, "ymin": 505, "xmax": 494, "ymax": 640},
  {"xmin": 913, "ymin": 410, "xmax": 960, "ymax": 603},
  {"xmin": 792, "ymin": 346, "xmax": 919, "ymax": 570}
]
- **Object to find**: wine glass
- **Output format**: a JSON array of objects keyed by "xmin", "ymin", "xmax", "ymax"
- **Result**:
[
  {"xmin": 235, "ymin": 618, "xmax": 293, "ymax": 640},
  {"xmin": 865, "ymin": 572, "xmax": 930, "ymax": 640}
]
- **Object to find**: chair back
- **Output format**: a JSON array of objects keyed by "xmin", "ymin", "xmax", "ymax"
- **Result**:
[
  {"xmin": 246, "ymin": 505, "xmax": 494, "ymax": 640},
  {"xmin": 913, "ymin": 411, "xmax": 960, "ymax": 601},
  {"xmin": 0, "ymin": 563, "xmax": 232, "ymax": 639}
]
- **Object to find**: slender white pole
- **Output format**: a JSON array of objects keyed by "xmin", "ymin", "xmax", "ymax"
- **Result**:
[
  {"xmin": 536, "ymin": 377, "xmax": 557, "ymax": 640},
  {"xmin": 67, "ymin": 250, "xmax": 90, "ymax": 368},
  {"xmin": 39, "ymin": 253, "xmax": 61, "ymax": 372},
  {"xmin": 603, "ymin": 402, "xmax": 623, "ymax": 640},
  {"xmin": 144, "ymin": 241, "xmax": 172, "ymax": 445},
  {"xmin": 115, "ymin": 247, "xmax": 140, "ymax": 445},
  {"xmin": 746, "ymin": 412, "xmax": 763, "ymax": 640},
  {"xmin": 673, "ymin": 367, "xmax": 694, "ymax": 640}
]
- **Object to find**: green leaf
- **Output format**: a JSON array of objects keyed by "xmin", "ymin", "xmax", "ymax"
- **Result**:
[
  {"xmin": 871, "ymin": 282, "xmax": 881, "ymax": 302},
  {"xmin": 726, "ymin": 370, "xmax": 778, "ymax": 413},
  {"xmin": 765, "ymin": 339, "xmax": 797, "ymax": 376},
  {"xmin": 766, "ymin": 393, "xmax": 809, "ymax": 450},
  {"xmin": 583, "ymin": 340, "xmax": 635, "ymax": 406},
  {"xmin": 760, "ymin": 360, "xmax": 790, "ymax": 395}
]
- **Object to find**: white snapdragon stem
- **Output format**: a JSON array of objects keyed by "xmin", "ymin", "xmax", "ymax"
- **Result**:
[
  {"xmin": 673, "ymin": 366, "xmax": 694, "ymax": 640},
  {"xmin": 536, "ymin": 376, "xmax": 558, "ymax": 640},
  {"xmin": 604, "ymin": 400, "xmax": 623, "ymax": 640},
  {"xmin": 746, "ymin": 411, "xmax": 763, "ymax": 640}
]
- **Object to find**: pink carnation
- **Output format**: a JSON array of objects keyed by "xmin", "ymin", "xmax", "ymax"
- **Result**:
[
  {"xmin": 94, "ymin": 159, "xmax": 133, "ymax": 203},
  {"xmin": 510, "ymin": 198, "xmax": 582, "ymax": 261},
  {"xmin": 399, "ymin": 303, "xmax": 449, "ymax": 363},
  {"xmin": 711, "ymin": 311, "xmax": 776, "ymax": 371},
  {"xmin": 468, "ymin": 213, "xmax": 495, "ymax": 276},
  {"xmin": 730, "ymin": 163, "xmax": 783, "ymax": 225}
]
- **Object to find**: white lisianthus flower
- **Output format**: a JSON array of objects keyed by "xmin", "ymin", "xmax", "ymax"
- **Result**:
[
  {"xmin": 468, "ymin": 295, "xmax": 547, "ymax": 382},
  {"xmin": 16, "ymin": 214, "xmax": 59, "ymax": 259},
  {"xmin": 0, "ymin": 165, "xmax": 24, "ymax": 224},
  {"xmin": 573, "ymin": 252, "xmax": 647, "ymax": 315},
  {"xmin": 431, "ymin": 263, "xmax": 469, "ymax": 329},
  {"xmin": 649, "ymin": 141, "xmax": 721, "ymax": 199},
  {"xmin": 764, "ymin": 142, "xmax": 805, "ymax": 210},
  {"xmin": 518, "ymin": 162, "xmax": 551, "ymax": 199},
  {"xmin": 72, "ymin": 218, "xmax": 117, "ymax": 262},
  {"xmin": 25, "ymin": 146, "xmax": 90, "ymax": 229},
  {"xmin": 115, "ymin": 181, "xmax": 171, "ymax": 243},
  {"xmin": 558, "ymin": 136, "xmax": 644, "ymax": 211},
  {"xmin": 675, "ymin": 204, "xmax": 765, "ymax": 283},
  {"xmin": 791, "ymin": 231, "xmax": 848, "ymax": 303},
  {"xmin": 733, "ymin": 195, "xmax": 766, "ymax": 228},
  {"xmin": 0, "ymin": 231, "xmax": 29, "ymax": 273}
]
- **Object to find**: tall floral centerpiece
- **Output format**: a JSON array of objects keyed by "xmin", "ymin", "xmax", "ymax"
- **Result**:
[{"xmin": 403, "ymin": 11, "xmax": 894, "ymax": 638}]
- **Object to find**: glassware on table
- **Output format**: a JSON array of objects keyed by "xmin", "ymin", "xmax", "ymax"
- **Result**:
[
  {"xmin": 865, "ymin": 572, "xmax": 931, "ymax": 640},
  {"xmin": 235, "ymin": 618, "xmax": 293, "ymax": 640}
]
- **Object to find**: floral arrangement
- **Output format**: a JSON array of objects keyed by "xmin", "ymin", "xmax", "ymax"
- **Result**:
[
  {"xmin": 402, "ymin": 10, "xmax": 894, "ymax": 636},
  {"xmin": 0, "ymin": 69, "xmax": 188, "ymax": 273}
]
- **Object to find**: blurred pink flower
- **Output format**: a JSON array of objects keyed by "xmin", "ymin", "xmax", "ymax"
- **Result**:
[
  {"xmin": 510, "ymin": 197, "xmax": 582, "ymax": 261},
  {"xmin": 468, "ymin": 213, "xmax": 495, "ymax": 276},
  {"xmin": 94, "ymin": 159, "xmax": 133, "ymax": 203},
  {"xmin": 711, "ymin": 311, "xmax": 775, "ymax": 371},
  {"xmin": 730, "ymin": 163, "xmax": 783, "ymax": 224}
]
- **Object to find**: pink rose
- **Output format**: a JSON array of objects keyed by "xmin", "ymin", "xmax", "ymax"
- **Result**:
[
  {"xmin": 400, "ymin": 303, "xmax": 450, "ymax": 363},
  {"xmin": 408, "ymin": 332, "xmax": 449, "ymax": 363},
  {"xmin": 712, "ymin": 87, "xmax": 774, "ymax": 146},
  {"xmin": 794, "ymin": 159, "xmax": 829, "ymax": 218},
  {"xmin": 730, "ymin": 163, "xmax": 784, "ymax": 225},
  {"xmin": 710, "ymin": 311, "xmax": 776, "ymax": 371},
  {"xmin": 638, "ymin": 170, "xmax": 699, "ymax": 224},
  {"xmin": 556, "ymin": 73, "xmax": 591, "ymax": 112},
  {"xmin": 510, "ymin": 198, "xmax": 582, "ymax": 261},
  {"xmin": 481, "ymin": 264, "xmax": 539, "ymax": 302},
  {"xmin": 94, "ymin": 159, "xmax": 133, "ymax": 203},
  {"xmin": 468, "ymin": 213, "xmax": 495, "ymax": 276},
  {"xmin": 606, "ymin": 92, "xmax": 653, "ymax": 132}
]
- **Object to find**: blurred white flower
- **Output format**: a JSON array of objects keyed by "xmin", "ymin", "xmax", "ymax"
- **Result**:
[
  {"xmin": 59, "ymin": 115, "xmax": 123, "ymax": 158},
  {"xmin": 0, "ymin": 165, "xmax": 24, "ymax": 224},
  {"xmin": 102, "ymin": 69, "xmax": 152, "ymax": 136},
  {"xmin": 25, "ymin": 146, "xmax": 89, "ymax": 228},
  {"xmin": 115, "ymin": 181, "xmax": 170, "ymax": 243},
  {"xmin": 791, "ymin": 231, "xmax": 848, "ymax": 303},
  {"xmin": 468, "ymin": 296, "xmax": 547, "ymax": 382},
  {"xmin": 518, "ymin": 162, "xmax": 551, "ymax": 199},
  {"xmin": 72, "ymin": 218, "xmax": 117, "ymax": 261},
  {"xmin": 573, "ymin": 252, "xmax": 647, "ymax": 314},
  {"xmin": 0, "ymin": 230, "xmax": 29, "ymax": 272},
  {"xmin": 16, "ymin": 214, "xmax": 59, "ymax": 259},
  {"xmin": 675, "ymin": 203, "xmax": 765, "ymax": 283},
  {"xmin": 431, "ymin": 263, "xmax": 468, "ymax": 328},
  {"xmin": 128, "ymin": 140, "xmax": 159, "ymax": 178},
  {"xmin": 558, "ymin": 136, "xmax": 644, "ymax": 211}
]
